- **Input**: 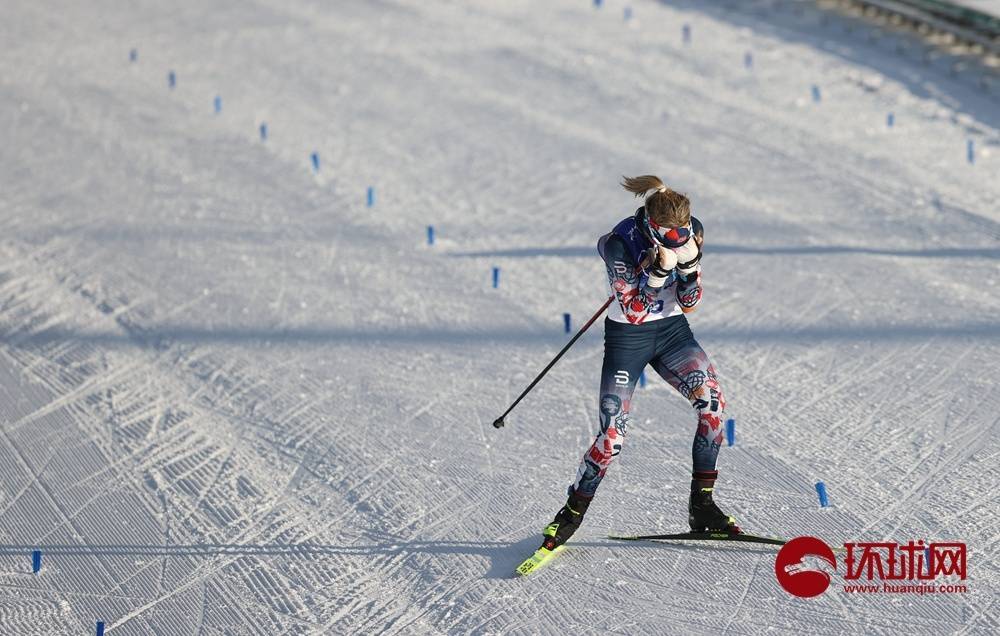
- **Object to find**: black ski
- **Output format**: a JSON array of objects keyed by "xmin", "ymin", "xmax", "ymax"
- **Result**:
[{"xmin": 608, "ymin": 531, "xmax": 787, "ymax": 547}]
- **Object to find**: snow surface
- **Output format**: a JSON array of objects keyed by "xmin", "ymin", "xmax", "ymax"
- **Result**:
[
  {"xmin": 0, "ymin": 0, "xmax": 998, "ymax": 633},
  {"xmin": 947, "ymin": 0, "xmax": 1000, "ymax": 17}
]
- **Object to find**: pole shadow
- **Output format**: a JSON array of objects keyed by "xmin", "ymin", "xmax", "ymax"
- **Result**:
[{"xmin": 0, "ymin": 538, "xmax": 615, "ymax": 580}]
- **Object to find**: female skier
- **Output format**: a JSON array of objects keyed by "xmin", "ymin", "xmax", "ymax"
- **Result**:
[{"xmin": 539, "ymin": 175, "xmax": 737, "ymax": 552}]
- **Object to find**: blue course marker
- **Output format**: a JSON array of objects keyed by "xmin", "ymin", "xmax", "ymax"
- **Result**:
[
  {"xmin": 96, "ymin": 622, "xmax": 105, "ymax": 636},
  {"xmin": 492, "ymin": 267, "xmax": 500, "ymax": 289},
  {"xmin": 129, "ymin": 49, "xmax": 137, "ymax": 63},
  {"xmin": 168, "ymin": 70, "xmax": 176, "ymax": 89},
  {"xmin": 594, "ymin": 0, "xmax": 602, "ymax": 8},
  {"xmin": 366, "ymin": 186, "xmax": 375, "ymax": 207},
  {"xmin": 213, "ymin": 95, "xmax": 222, "ymax": 114},
  {"xmin": 744, "ymin": 52, "xmax": 753, "ymax": 69},
  {"xmin": 563, "ymin": 313, "xmax": 572, "ymax": 333},
  {"xmin": 967, "ymin": 139, "xmax": 975, "ymax": 164},
  {"xmin": 31, "ymin": 550, "xmax": 41, "ymax": 573},
  {"xmin": 427, "ymin": 225, "xmax": 435, "ymax": 246},
  {"xmin": 639, "ymin": 370, "xmax": 647, "ymax": 388},
  {"xmin": 682, "ymin": 24, "xmax": 691, "ymax": 44},
  {"xmin": 624, "ymin": 6, "xmax": 632, "ymax": 21},
  {"xmin": 815, "ymin": 481, "xmax": 830, "ymax": 507},
  {"xmin": 811, "ymin": 85, "xmax": 821, "ymax": 102},
  {"xmin": 259, "ymin": 122, "xmax": 268, "ymax": 141},
  {"xmin": 725, "ymin": 418, "xmax": 735, "ymax": 446},
  {"xmin": 887, "ymin": 112, "xmax": 895, "ymax": 128},
  {"xmin": 310, "ymin": 152, "xmax": 320, "ymax": 172}
]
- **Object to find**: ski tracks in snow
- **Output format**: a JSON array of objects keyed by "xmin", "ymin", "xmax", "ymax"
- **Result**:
[{"xmin": 0, "ymin": 0, "xmax": 998, "ymax": 633}]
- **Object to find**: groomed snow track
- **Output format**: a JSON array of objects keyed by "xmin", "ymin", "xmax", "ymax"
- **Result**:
[{"xmin": 0, "ymin": 0, "xmax": 998, "ymax": 634}]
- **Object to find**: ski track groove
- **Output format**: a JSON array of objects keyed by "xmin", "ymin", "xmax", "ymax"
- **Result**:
[
  {"xmin": 0, "ymin": 419, "xmax": 127, "ymax": 598},
  {"xmin": 175, "ymin": 451, "xmax": 235, "ymax": 529},
  {"xmin": 473, "ymin": 409, "xmax": 497, "ymax": 488},
  {"xmin": 722, "ymin": 554, "xmax": 764, "ymax": 635}
]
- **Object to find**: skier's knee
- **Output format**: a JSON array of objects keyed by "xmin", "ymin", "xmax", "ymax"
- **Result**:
[
  {"xmin": 586, "ymin": 393, "xmax": 628, "ymax": 467},
  {"xmin": 691, "ymin": 378, "xmax": 725, "ymax": 417},
  {"xmin": 598, "ymin": 393, "xmax": 630, "ymax": 439}
]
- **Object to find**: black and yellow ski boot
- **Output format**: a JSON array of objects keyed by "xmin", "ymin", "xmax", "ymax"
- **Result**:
[
  {"xmin": 688, "ymin": 470, "xmax": 741, "ymax": 534},
  {"xmin": 542, "ymin": 490, "xmax": 592, "ymax": 550}
]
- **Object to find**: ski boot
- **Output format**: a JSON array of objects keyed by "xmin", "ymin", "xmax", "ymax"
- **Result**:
[
  {"xmin": 541, "ymin": 490, "xmax": 592, "ymax": 550},
  {"xmin": 688, "ymin": 470, "xmax": 741, "ymax": 534},
  {"xmin": 515, "ymin": 491, "xmax": 593, "ymax": 576}
]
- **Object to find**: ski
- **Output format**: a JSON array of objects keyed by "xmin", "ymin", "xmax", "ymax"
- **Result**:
[
  {"xmin": 515, "ymin": 545, "xmax": 565, "ymax": 576},
  {"xmin": 608, "ymin": 531, "xmax": 787, "ymax": 547}
]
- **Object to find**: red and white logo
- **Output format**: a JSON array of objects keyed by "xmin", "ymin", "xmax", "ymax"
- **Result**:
[
  {"xmin": 775, "ymin": 536, "xmax": 837, "ymax": 598},
  {"xmin": 774, "ymin": 537, "xmax": 968, "ymax": 597}
]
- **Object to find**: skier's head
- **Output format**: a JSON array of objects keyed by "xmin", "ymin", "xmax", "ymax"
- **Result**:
[{"xmin": 621, "ymin": 175, "xmax": 692, "ymax": 247}]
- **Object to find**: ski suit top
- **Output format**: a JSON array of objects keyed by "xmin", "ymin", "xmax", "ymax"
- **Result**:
[{"xmin": 598, "ymin": 210, "xmax": 703, "ymax": 324}]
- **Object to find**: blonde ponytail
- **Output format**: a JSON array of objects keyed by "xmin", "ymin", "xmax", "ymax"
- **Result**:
[
  {"xmin": 621, "ymin": 175, "xmax": 691, "ymax": 228},
  {"xmin": 621, "ymin": 175, "xmax": 667, "ymax": 198}
]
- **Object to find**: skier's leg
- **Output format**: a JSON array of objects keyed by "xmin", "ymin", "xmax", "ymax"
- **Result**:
[
  {"xmin": 651, "ymin": 339, "xmax": 738, "ymax": 532},
  {"xmin": 570, "ymin": 326, "xmax": 653, "ymax": 499},
  {"xmin": 542, "ymin": 321, "xmax": 654, "ymax": 550},
  {"xmin": 649, "ymin": 339, "xmax": 726, "ymax": 474}
]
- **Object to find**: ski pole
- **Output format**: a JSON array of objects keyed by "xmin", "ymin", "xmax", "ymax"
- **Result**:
[{"xmin": 492, "ymin": 295, "xmax": 615, "ymax": 428}]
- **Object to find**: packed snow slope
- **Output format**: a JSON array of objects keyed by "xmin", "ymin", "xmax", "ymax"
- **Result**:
[
  {"xmin": 1, "ymin": 0, "xmax": 998, "ymax": 633},
  {"xmin": 943, "ymin": 0, "xmax": 1000, "ymax": 18}
]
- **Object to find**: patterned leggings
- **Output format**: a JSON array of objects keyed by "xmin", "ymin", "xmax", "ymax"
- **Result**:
[{"xmin": 571, "ymin": 316, "xmax": 727, "ymax": 498}]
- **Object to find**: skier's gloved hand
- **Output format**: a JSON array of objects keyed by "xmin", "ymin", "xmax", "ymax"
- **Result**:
[
  {"xmin": 647, "ymin": 245, "xmax": 678, "ymax": 288},
  {"xmin": 672, "ymin": 237, "xmax": 701, "ymax": 277},
  {"xmin": 675, "ymin": 226, "xmax": 703, "ymax": 312},
  {"xmin": 676, "ymin": 270, "xmax": 702, "ymax": 311},
  {"xmin": 657, "ymin": 245, "xmax": 679, "ymax": 270}
]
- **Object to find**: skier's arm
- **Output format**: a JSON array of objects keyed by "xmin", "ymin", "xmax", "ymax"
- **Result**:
[
  {"xmin": 674, "ymin": 237, "xmax": 703, "ymax": 313},
  {"xmin": 603, "ymin": 235, "xmax": 673, "ymax": 324}
]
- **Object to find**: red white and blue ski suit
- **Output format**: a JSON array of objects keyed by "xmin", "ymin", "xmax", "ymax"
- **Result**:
[{"xmin": 570, "ymin": 212, "xmax": 727, "ymax": 498}]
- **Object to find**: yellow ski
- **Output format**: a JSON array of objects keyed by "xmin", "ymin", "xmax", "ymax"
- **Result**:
[{"xmin": 515, "ymin": 545, "xmax": 564, "ymax": 576}]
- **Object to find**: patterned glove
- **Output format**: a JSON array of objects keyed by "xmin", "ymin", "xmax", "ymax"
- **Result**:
[
  {"xmin": 675, "ymin": 270, "xmax": 702, "ymax": 312},
  {"xmin": 674, "ymin": 227, "xmax": 703, "ymax": 312},
  {"xmin": 647, "ymin": 246, "xmax": 678, "ymax": 288},
  {"xmin": 672, "ymin": 238, "xmax": 701, "ymax": 277}
]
